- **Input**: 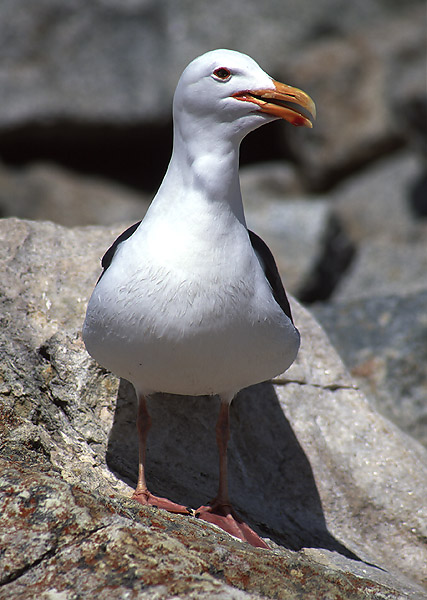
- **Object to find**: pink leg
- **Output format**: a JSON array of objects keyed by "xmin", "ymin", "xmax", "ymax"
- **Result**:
[
  {"xmin": 196, "ymin": 399, "xmax": 269, "ymax": 549},
  {"xmin": 132, "ymin": 394, "xmax": 190, "ymax": 514}
]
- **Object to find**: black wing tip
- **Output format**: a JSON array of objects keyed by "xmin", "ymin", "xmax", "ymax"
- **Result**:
[{"xmin": 97, "ymin": 220, "xmax": 141, "ymax": 283}]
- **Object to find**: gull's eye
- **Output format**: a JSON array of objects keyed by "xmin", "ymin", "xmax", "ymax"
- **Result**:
[{"xmin": 213, "ymin": 67, "xmax": 231, "ymax": 81}]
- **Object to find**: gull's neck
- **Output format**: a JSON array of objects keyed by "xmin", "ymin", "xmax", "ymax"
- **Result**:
[{"xmin": 152, "ymin": 118, "xmax": 246, "ymax": 227}]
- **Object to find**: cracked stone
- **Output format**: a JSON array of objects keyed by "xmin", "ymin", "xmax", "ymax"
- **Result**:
[{"xmin": 0, "ymin": 217, "xmax": 426, "ymax": 599}]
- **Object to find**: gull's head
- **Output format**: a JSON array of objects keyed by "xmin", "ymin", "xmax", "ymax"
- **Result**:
[{"xmin": 173, "ymin": 49, "xmax": 316, "ymax": 145}]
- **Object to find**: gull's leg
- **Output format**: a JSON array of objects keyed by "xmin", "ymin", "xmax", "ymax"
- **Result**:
[
  {"xmin": 214, "ymin": 398, "xmax": 232, "ymax": 507},
  {"xmin": 133, "ymin": 393, "xmax": 152, "ymax": 497},
  {"xmin": 196, "ymin": 397, "xmax": 269, "ymax": 549},
  {"xmin": 132, "ymin": 394, "xmax": 190, "ymax": 514}
]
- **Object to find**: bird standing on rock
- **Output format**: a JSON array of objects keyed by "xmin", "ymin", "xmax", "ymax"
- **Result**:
[{"xmin": 83, "ymin": 49, "xmax": 316, "ymax": 549}]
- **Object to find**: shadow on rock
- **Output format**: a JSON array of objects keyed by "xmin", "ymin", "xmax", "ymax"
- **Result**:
[
  {"xmin": 409, "ymin": 170, "xmax": 427, "ymax": 217},
  {"xmin": 107, "ymin": 378, "xmax": 360, "ymax": 562}
]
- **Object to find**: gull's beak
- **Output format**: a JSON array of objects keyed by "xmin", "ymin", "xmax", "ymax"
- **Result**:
[{"xmin": 233, "ymin": 79, "xmax": 316, "ymax": 128}]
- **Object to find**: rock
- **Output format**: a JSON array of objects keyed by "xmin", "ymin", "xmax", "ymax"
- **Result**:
[
  {"xmin": 281, "ymin": 6, "xmax": 426, "ymax": 190},
  {"xmin": 0, "ymin": 217, "xmax": 426, "ymax": 598},
  {"xmin": 243, "ymin": 192, "xmax": 353, "ymax": 300},
  {"xmin": 310, "ymin": 152, "xmax": 427, "ymax": 447},
  {"xmin": 410, "ymin": 169, "xmax": 427, "ymax": 218},
  {"xmin": 0, "ymin": 456, "xmax": 258, "ymax": 599},
  {"xmin": 334, "ymin": 239, "xmax": 427, "ymax": 300},
  {"xmin": 240, "ymin": 162, "xmax": 354, "ymax": 301},
  {"xmin": 0, "ymin": 162, "xmax": 149, "ymax": 226},
  {"xmin": 240, "ymin": 162, "xmax": 304, "ymax": 200},
  {"xmin": 387, "ymin": 34, "xmax": 427, "ymax": 158},
  {"xmin": 312, "ymin": 290, "xmax": 427, "ymax": 448},
  {"xmin": 0, "ymin": 0, "xmax": 419, "ymax": 130},
  {"xmin": 1, "ymin": 459, "xmax": 418, "ymax": 600},
  {"xmin": 331, "ymin": 151, "xmax": 427, "ymax": 245}
]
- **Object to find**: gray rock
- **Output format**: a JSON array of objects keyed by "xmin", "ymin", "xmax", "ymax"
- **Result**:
[
  {"xmin": 0, "ymin": 162, "xmax": 149, "ymax": 226},
  {"xmin": 281, "ymin": 6, "xmax": 426, "ymax": 190},
  {"xmin": 312, "ymin": 291, "xmax": 427, "ymax": 448},
  {"xmin": 331, "ymin": 151, "xmax": 427, "ymax": 245},
  {"xmin": 0, "ymin": 217, "xmax": 426, "ymax": 598},
  {"xmin": 243, "ymin": 195, "xmax": 353, "ymax": 300},
  {"xmin": 312, "ymin": 152, "xmax": 427, "ymax": 449},
  {"xmin": 0, "ymin": 0, "xmax": 418, "ymax": 129},
  {"xmin": 240, "ymin": 162, "xmax": 304, "ymax": 200},
  {"xmin": 240, "ymin": 162, "xmax": 354, "ymax": 299},
  {"xmin": 0, "ymin": 457, "xmax": 259, "ymax": 599},
  {"xmin": 1, "ymin": 459, "xmax": 417, "ymax": 600},
  {"xmin": 334, "ymin": 239, "xmax": 427, "ymax": 301}
]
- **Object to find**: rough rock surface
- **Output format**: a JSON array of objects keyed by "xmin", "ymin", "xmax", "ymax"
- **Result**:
[
  {"xmin": 0, "ymin": 162, "xmax": 149, "ymax": 226},
  {"xmin": 309, "ymin": 148, "xmax": 427, "ymax": 448},
  {"xmin": 0, "ymin": 2, "xmax": 426, "ymax": 596},
  {"xmin": 1, "ymin": 217, "xmax": 426, "ymax": 599},
  {"xmin": 1, "ymin": 2, "xmax": 424, "ymax": 197},
  {"xmin": 283, "ymin": 6, "xmax": 426, "ymax": 190},
  {"xmin": 331, "ymin": 151, "xmax": 427, "ymax": 245},
  {"xmin": 312, "ymin": 291, "xmax": 427, "ymax": 447},
  {"xmin": 1, "ymin": 0, "xmax": 420, "ymax": 129},
  {"xmin": 334, "ymin": 240, "xmax": 427, "ymax": 301}
]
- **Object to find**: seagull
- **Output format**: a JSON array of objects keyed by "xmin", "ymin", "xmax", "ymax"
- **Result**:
[{"xmin": 83, "ymin": 49, "xmax": 315, "ymax": 549}]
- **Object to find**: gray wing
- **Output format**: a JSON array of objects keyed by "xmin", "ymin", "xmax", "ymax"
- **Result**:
[{"xmin": 248, "ymin": 229, "xmax": 294, "ymax": 324}]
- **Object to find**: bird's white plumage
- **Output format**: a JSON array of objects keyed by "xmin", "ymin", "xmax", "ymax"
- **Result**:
[{"xmin": 83, "ymin": 49, "xmax": 300, "ymax": 402}]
